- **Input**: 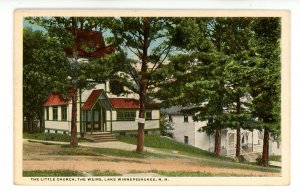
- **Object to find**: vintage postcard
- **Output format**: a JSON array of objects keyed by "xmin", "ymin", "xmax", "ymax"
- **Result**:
[{"xmin": 14, "ymin": 9, "xmax": 290, "ymax": 185}]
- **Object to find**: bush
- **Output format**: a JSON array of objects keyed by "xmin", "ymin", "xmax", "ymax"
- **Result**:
[
  {"xmin": 238, "ymin": 155, "xmax": 246, "ymax": 163},
  {"xmin": 255, "ymin": 154, "xmax": 270, "ymax": 166},
  {"xmin": 159, "ymin": 113, "xmax": 174, "ymax": 138}
]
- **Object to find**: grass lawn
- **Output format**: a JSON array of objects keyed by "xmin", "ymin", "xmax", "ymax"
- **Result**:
[
  {"xmin": 52, "ymin": 145, "xmax": 165, "ymax": 159},
  {"xmin": 269, "ymin": 155, "xmax": 281, "ymax": 162},
  {"xmin": 23, "ymin": 170, "xmax": 121, "ymax": 177},
  {"xmin": 24, "ymin": 133, "xmax": 70, "ymax": 142},
  {"xmin": 23, "ymin": 134, "xmax": 280, "ymax": 177},
  {"xmin": 118, "ymin": 135, "xmax": 215, "ymax": 157},
  {"xmin": 117, "ymin": 135, "xmax": 280, "ymax": 173},
  {"xmin": 152, "ymin": 170, "xmax": 252, "ymax": 177},
  {"xmin": 91, "ymin": 170, "xmax": 122, "ymax": 176},
  {"xmin": 23, "ymin": 133, "xmax": 88, "ymax": 142},
  {"xmin": 118, "ymin": 135, "xmax": 232, "ymax": 161},
  {"xmin": 23, "ymin": 170, "xmax": 84, "ymax": 177}
]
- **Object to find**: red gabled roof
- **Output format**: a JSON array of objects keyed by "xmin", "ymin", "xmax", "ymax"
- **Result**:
[
  {"xmin": 109, "ymin": 98, "xmax": 158, "ymax": 109},
  {"xmin": 81, "ymin": 89, "xmax": 159, "ymax": 110},
  {"xmin": 43, "ymin": 93, "xmax": 69, "ymax": 107},
  {"xmin": 81, "ymin": 89, "xmax": 103, "ymax": 110}
]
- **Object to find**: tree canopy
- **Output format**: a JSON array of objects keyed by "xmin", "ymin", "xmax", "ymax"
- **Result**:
[
  {"xmin": 24, "ymin": 17, "xmax": 281, "ymax": 163},
  {"xmin": 23, "ymin": 28, "xmax": 70, "ymax": 132}
]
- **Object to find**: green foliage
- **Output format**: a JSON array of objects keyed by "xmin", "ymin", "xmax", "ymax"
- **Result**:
[
  {"xmin": 23, "ymin": 170, "xmax": 84, "ymax": 177},
  {"xmin": 23, "ymin": 27, "xmax": 70, "ymax": 130},
  {"xmin": 159, "ymin": 113, "xmax": 174, "ymax": 138},
  {"xmin": 108, "ymin": 17, "xmax": 176, "ymax": 96},
  {"xmin": 157, "ymin": 17, "xmax": 281, "ymax": 137},
  {"xmin": 255, "ymin": 154, "xmax": 267, "ymax": 166},
  {"xmin": 250, "ymin": 18, "xmax": 281, "ymax": 135}
]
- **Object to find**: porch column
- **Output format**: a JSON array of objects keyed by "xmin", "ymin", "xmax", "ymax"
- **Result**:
[
  {"xmin": 226, "ymin": 132, "xmax": 229, "ymax": 155},
  {"xmin": 104, "ymin": 110, "xmax": 107, "ymax": 131},
  {"xmin": 110, "ymin": 109, "xmax": 113, "ymax": 133},
  {"xmin": 85, "ymin": 111, "xmax": 87, "ymax": 133},
  {"xmin": 91, "ymin": 109, "xmax": 94, "ymax": 134},
  {"xmin": 252, "ymin": 131, "xmax": 254, "ymax": 152},
  {"xmin": 100, "ymin": 108, "xmax": 103, "ymax": 131},
  {"xmin": 79, "ymin": 89, "xmax": 82, "ymax": 137}
]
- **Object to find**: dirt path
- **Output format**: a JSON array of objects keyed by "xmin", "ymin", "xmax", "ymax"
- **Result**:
[
  {"xmin": 23, "ymin": 140, "xmax": 280, "ymax": 177},
  {"xmin": 23, "ymin": 159, "xmax": 279, "ymax": 176}
]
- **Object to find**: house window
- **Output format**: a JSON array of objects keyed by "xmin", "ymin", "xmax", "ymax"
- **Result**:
[
  {"xmin": 117, "ymin": 111, "xmax": 136, "ymax": 121},
  {"xmin": 145, "ymin": 111, "xmax": 152, "ymax": 120},
  {"xmin": 52, "ymin": 107, "xmax": 58, "ymax": 120},
  {"xmin": 94, "ymin": 110, "xmax": 99, "ymax": 121},
  {"xmin": 184, "ymin": 115, "xmax": 188, "ymax": 122},
  {"xmin": 169, "ymin": 115, "xmax": 173, "ymax": 122},
  {"xmin": 61, "ymin": 106, "xmax": 67, "ymax": 121},
  {"xmin": 46, "ymin": 107, "xmax": 49, "ymax": 120},
  {"xmin": 87, "ymin": 111, "xmax": 92, "ymax": 122},
  {"xmin": 184, "ymin": 136, "xmax": 189, "ymax": 144}
]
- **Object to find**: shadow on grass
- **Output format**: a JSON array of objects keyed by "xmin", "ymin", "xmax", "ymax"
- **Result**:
[{"xmin": 50, "ymin": 144, "xmax": 166, "ymax": 159}]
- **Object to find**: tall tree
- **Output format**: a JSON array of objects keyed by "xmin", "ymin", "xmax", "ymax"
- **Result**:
[
  {"xmin": 217, "ymin": 18, "xmax": 262, "ymax": 158},
  {"xmin": 157, "ymin": 18, "xmax": 234, "ymax": 156},
  {"xmin": 28, "ymin": 17, "xmax": 116, "ymax": 146},
  {"xmin": 109, "ymin": 17, "xmax": 175, "ymax": 152},
  {"xmin": 250, "ymin": 18, "xmax": 281, "ymax": 166},
  {"xmin": 157, "ymin": 17, "xmax": 277, "ymax": 158},
  {"xmin": 23, "ymin": 28, "xmax": 70, "ymax": 133}
]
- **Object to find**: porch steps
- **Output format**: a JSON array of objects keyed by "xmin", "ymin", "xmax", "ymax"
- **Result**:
[
  {"xmin": 227, "ymin": 152, "xmax": 261, "ymax": 163},
  {"xmin": 83, "ymin": 132, "xmax": 117, "ymax": 143},
  {"xmin": 242, "ymin": 152, "xmax": 261, "ymax": 163}
]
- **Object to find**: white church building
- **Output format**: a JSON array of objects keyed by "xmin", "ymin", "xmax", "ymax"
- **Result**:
[{"xmin": 43, "ymin": 82, "xmax": 160, "ymax": 137}]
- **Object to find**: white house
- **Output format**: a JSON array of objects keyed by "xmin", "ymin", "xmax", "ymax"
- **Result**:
[
  {"xmin": 43, "ymin": 82, "xmax": 160, "ymax": 137},
  {"xmin": 162, "ymin": 106, "xmax": 281, "ymax": 161}
]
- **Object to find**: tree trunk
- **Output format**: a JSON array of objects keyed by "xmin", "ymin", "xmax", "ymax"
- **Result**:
[
  {"xmin": 39, "ymin": 107, "xmax": 45, "ymax": 133},
  {"xmin": 70, "ymin": 17, "xmax": 78, "ymax": 147},
  {"xmin": 136, "ymin": 78, "xmax": 147, "ymax": 152},
  {"xmin": 214, "ymin": 128, "xmax": 221, "ymax": 156},
  {"xmin": 136, "ymin": 18, "xmax": 150, "ymax": 153},
  {"xmin": 236, "ymin": 127, "xmax": 241, "ymax": 158},
  {"xmin": 261, "ymin": 127, "xmax": 269, "ymax": 166},
  {"xmin": 235, "ymin": 95, "xmax": 241, "ymax": 158},
  {"xmin": 70, "ymin": 88, "xmax": 78, "ymax": 146},
  {"xmin": 28, "ymin": 116, "xmax": 33, "ymax": 133}
]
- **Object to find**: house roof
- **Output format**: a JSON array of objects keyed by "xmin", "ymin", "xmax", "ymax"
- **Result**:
[
  {"xmin": 109, "ymin": 98, "xmax": 158, "ymax": 109},
  {"xmin": 45, "ymin": 89, "xmax": 159, "ymax": 110},
  {"xmin": 161, "ymin": 106, "xmax": 182, "ymax": 115},
  {"xmin": 81, "ymin": 89, "xmax": 104, "ymax": 110},
  {"xmin": 43, "ymin": 93, "xmax": 69, "ymax": 106},
  {"xmin": 82, "ymin": 89, "xmax": 158, "ymax": 110},
  {"xmin": 161, "ymin": 106, "xmax": 194, "ymax": 115}
]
